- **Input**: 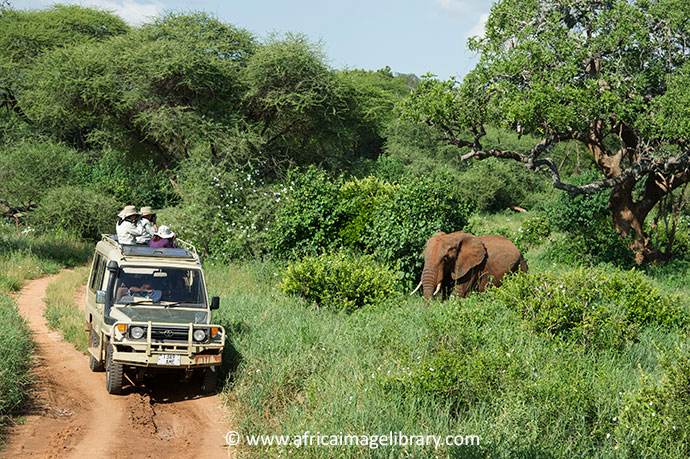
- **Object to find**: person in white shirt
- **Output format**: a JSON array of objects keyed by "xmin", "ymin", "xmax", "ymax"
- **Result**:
[
  {"xmin": 116, "ymin": 205, "xmax": 144, "ymax": 245},
  {"xmin": 136, "ymin": 206, "xmax": 157, "ymax": 244}
]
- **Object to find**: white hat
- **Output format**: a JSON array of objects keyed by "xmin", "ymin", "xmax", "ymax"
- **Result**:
[
  {"xmin": 155, "ymin": 225, "xmax": 175, "ymax": 239},
  {"xmin": 140, "ymin": 206, "xmax": 155, "ymax": 216},
  {"xmin": 119, "ymin": 205, "xmax": 139, "ymax": 218}
]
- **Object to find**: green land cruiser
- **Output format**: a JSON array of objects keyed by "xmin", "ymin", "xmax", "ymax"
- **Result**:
[{"xmin": 85, "ymin": 235, "xmax": 225, "ymax": 394}]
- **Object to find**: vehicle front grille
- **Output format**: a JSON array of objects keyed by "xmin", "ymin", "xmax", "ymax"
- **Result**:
[{"xmin": 151, "ymin": 326, "xmax": 189, "ymax": 342}]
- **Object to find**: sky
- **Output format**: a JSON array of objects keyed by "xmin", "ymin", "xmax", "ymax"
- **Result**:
[{"xmin": 11, "ymin": 0, "xmax": 496, "ymax": 80}]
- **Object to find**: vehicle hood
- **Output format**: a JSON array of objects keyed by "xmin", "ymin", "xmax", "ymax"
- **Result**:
[{"xmin": 113, "ymin": 306, "xmax": 208, "ymax": 324}]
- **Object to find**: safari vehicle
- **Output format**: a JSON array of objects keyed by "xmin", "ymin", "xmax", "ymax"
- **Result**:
[{"xmin": 85, "ymin": 235, "xmax": 225, "ymax": 395}]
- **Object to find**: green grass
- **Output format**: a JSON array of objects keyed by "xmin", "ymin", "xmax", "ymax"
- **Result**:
[
  {"xmin": 44, "ymin": 267, "xmax": 90, "ymax": 353},
  {"xmin": 208, "ymin": 259, "xmax": 690, "ymax": 458}
]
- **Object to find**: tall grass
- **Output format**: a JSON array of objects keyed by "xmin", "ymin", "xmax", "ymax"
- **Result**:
[
  {"xmin": 0, "ymin": 296, "xmax": 33, "ymax": 438},
  {"xmin": 209, "ymin": 260, "xmax": 689, "ymax": 458}
]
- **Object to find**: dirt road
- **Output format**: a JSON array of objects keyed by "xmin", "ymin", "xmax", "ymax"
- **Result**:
[{"xmin": 1, "ymin": 274, "xmax": 232, "ymax": 459}]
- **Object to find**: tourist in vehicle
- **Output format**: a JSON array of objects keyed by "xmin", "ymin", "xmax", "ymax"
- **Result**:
[
  {"xmin": 148, "ymin": 225, "xmax": 178, "ymax": 248},
  {"xmin": 137, "ymin": 206, "xmax": 157, "ymax": 244},
  {"xmin": 116, "ymin": 205, "xmax": 144, "ymax": 245},
  {"xmin": 116, "ymin": 281, "xmax": 154, "ymax": 302}
]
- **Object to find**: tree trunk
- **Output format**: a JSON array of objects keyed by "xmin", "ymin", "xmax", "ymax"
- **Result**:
[{"xmin": 587, "ymin": 137, "xmax": 670, "ymax": 264}]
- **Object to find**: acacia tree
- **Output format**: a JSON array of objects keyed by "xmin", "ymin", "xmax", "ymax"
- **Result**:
[
  {"xmin": 402, "ymin": 0, "xmax": 690, "ymax": 263},
  {"xmin": 0, "ymin": 5, "xmax": 128, "ymax": 123}
]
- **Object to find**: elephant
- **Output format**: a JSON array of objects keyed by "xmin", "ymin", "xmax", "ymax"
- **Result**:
[{"xmin": 411, "ymin": 231, "xmax": 528, "ymax": 299}]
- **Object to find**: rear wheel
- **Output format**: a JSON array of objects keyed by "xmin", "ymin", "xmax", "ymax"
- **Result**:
[
  {"xmin": 88, "ymin": 327, "xmax": 104, "ymax": 372},
  {"xmin": 201, "ymin": 368, "xmax": 217, "ymax": 394},
  {"xmin": 106, "ymin": 343, "xmax": 124, "ymax": 395}
]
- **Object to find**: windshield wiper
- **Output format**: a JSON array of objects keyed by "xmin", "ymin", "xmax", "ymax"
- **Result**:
[{"xmin": 163, "ymin": 302, "xmax": 204, "ymax": 308}]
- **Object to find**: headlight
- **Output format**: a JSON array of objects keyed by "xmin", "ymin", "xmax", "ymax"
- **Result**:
[
  {"xmin": 130, "ymin": 326, "xmax": 145, "ymax": 340},
  {"xmin": 193, "ymin": 329, "xmax": 207, "ymax": 342}
]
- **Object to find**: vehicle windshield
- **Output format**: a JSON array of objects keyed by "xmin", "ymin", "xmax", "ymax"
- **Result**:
[{"xmin": 112, "ymin": 266, "xmax": 206, "ymax": 308}]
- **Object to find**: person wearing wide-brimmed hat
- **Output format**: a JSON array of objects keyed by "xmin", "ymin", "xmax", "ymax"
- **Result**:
[
  {"xmin": 116, "ymin": 205, "xmax": 144, "ymax": 245},
  {"xmin": 148, "ymin": 225, "xmax": 177, "ymax": 249},
  {"xmin": 136, "ymin": 206, "xmax": 157, "ymax": 244}
]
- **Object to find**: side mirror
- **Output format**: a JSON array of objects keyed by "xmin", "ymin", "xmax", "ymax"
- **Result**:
[
  {"xmin": 210, "ymin": 296, "xmax": 220, "ymax": 310},
  {"xmin": 96, "ymin": 290, "xmax": 106, "ymax": 304}
]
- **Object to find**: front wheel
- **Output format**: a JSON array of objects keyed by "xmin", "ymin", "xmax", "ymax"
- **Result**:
[
  {"xmin": 88, "ymin": 327, "xmax": 104, "ymax": 372},
  {"xmin": 200, "ymin": 368, "xmax": 217, "ymax": 394},
  {"xmin": 106, "ymin": 343, "xmax": 124, "ymax": 395}
]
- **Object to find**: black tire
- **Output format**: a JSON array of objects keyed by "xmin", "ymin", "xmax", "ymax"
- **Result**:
[
  {"xmin": 88, "ymin": 327, "xmax": 104, "ymax": 372},
  {"xmin": 201, "ymin": 368, "xmax": 218, "ymax": 394},
  {"xmin": 106, "ymin": 343, "xmax": 124, "ymax": 395}
]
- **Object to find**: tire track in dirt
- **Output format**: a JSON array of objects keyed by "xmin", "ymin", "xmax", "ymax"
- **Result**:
[{"xmin": 1, "ymin": 273, "xmax": 232, "ymax": 459}]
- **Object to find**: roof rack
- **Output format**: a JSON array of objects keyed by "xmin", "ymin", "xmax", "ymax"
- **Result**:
[{"xmin": 101, "ymin": 234, "xmax": 199, "ymax": 260}]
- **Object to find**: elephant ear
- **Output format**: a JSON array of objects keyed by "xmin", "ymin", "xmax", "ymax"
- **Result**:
[{"xmin": 451, "ymin": 234, "xmax": 486, "ymax": 281}]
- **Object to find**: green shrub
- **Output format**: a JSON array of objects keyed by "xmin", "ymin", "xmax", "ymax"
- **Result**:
[
  {"xmin": 280, "ymin": 251, "xmax": 397, "ymax": 311},
  {"xmin": 455, "ymin": 157, "xmax": 548, "ymax": 212},
  {"xmin": 75, "ymin": 149, "xmax": 175, "ymax": 210},
  {"xmin": 545, "ymin": 169, "xmax": 634, "ymax": 266},
  {"xmin": 363, "ymin": 173, "xmax": 471, "ymax": 284},
  {"xmin": 160, "ymin": 158, "xmax": 279, "ymax": 260},
  {"xmin": 30, "ymin": 185, "xmax": 121, "ymax": 239},
  {"xmin": 337, "ymin": 176, "xmax": 397, "ymax": 250},
  {"xmin": 270, "ymin": 167, "xmax": 344, "ymax": 258},
  {"xmin": 492, "ymin": 268, "xmax": 686, "ymax": 349},
  {"xmin": 514, "ymin": 215, "xmax": 551, "ymax": 251}
]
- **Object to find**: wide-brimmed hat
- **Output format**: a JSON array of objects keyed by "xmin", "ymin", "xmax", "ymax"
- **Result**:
[
  {"xmin": 118, "ymin": 205, "xmax": 139, "ymax": 218},
  {"xmin": 155, "ymin": 225, "xmax": 175, "ymax": 239},
  {"xmin": 140, "ymin": 206, "xmax": 155, "ymax": 216}
]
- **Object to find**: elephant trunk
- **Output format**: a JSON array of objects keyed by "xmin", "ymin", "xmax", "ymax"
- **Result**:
[{"xmin": 421, "ymin": 265, "xmax": 440, "ymax": 299}]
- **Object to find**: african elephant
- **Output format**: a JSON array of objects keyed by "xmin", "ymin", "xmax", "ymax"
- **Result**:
[{"xmin": 411, "ymin": 231, "xmax": 528, "ymax": 299}]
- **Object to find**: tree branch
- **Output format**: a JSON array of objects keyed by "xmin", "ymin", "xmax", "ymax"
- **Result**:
[
  {"xmin": 0, "ymin": 87, "xmax": 33, "ymax": 125},
  {"xmin": 459, "ymin": 124, "xmax": 690, "ymax": 197}
]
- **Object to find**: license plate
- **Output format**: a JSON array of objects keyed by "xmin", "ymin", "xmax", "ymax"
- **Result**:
[{"xmin": 157, "ymin": 354, "xmax": 181, "ymax": 366}]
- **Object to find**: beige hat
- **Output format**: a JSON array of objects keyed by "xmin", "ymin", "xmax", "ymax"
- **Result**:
[
  {"xmin": 155, "ymin": 225, "xmax": 175, "ymax": 239},
  {"xmin": 140, "ymin": 206, "xmax": 155, "ymax": 216},
  {"xmin": 119, "ymin": 205, "xmax": 139, "ymax": 218}
]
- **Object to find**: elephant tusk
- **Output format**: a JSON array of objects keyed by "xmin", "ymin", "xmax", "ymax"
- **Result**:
[
  {"xmin": 410, "ymin": 280, "xmax": 423, "ymax": 296},
  {"xmin": 433, "ymin": 282, "xmax": 442, "ymax": 296}
]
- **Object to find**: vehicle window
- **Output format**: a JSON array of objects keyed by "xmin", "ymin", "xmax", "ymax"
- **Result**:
[
  {"xmin": 95, "ymin": 258, "xmax": 106, "ymax": 291},
  {"xmin": 111, "ymin": 267, "xmax": 206, "ymax": 307},
  {"xmin": 89, "ymin": 254, "xmax": 102, "ymax": 291}
]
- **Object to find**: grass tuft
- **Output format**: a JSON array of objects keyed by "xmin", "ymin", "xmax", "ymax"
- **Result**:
[{"xmin": 44, "ymin": 267, "xmax": 90, "ymax": 353}]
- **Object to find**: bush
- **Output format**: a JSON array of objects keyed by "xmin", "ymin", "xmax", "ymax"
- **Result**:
[
  {"xmin": 455, "ymin": 157, "xmax": 548, "ymax": 212},
  {"xmin": 30, "ymin": 186, "xmax": 121, "ymax": 239},
  {"xmin": 492, "ymin": 268, "xmax": 686, "ymax": 349},
  {"xmin": 546, "ymin": 169, "xmax": 634, "ymax": 266},
  {"xmin": 160, "ymin": 158, "xmax": 279, "ymax": 260},
  {"xmin": 514, "ymin": 215, "xmax": 551, "ymax": 252},
  {"xmin": 280, "ymin": 251, "xmax": 397, "ymax": 311},
  {"xmin": 363, "ymin": 173, "xmax": 471, "ymax": 284},
  {"xmin": 337, "ymin": 176, "xmax": 398, "ymax": 250},
  {"xmin": 270, "ymin": 167, "xmax": 344, "ymax": 258}
]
